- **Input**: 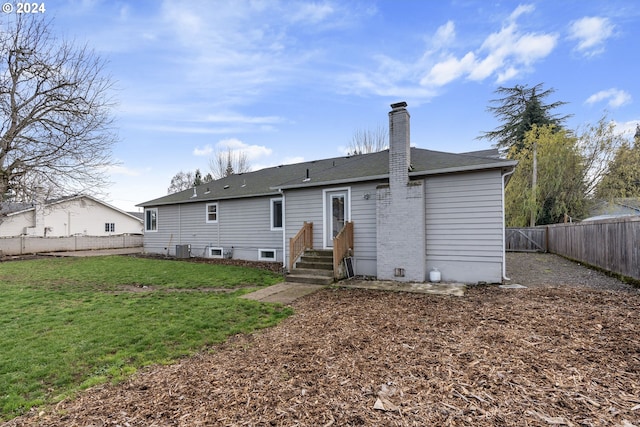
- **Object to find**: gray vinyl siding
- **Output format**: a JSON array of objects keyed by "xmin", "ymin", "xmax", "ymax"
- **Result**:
[
  {"xmin": 349, "ymin": 183, "xmax": 379, "ymax": 276},
  {"xmin": 284, "ymin": 182, "xmax": 379, "ymax": 276},
  {"xmin": 142, "ymin": 196, "xmax": 283, "ymax": 262},
  {"xmin": 142, "ymin": 205, "xmax": 180, "ymax": 255},
  {"xmin": 284, "ymin": 187, "xmax": 324, "ymax": 256},
  {"xmin": 425, "ymin": 170, "xmax": 504, "ymax": 283}
]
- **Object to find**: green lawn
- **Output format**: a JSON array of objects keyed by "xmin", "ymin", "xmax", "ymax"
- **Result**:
[{"xmin": 0, "ymin": 256, "xmax": 290, "ymax": 421}]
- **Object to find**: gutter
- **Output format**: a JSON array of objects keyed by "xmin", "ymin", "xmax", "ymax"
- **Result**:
[
  {"xmin": 136, "ymin": 191, "xmax": 283, "ymax": 208},
  {"xmin": 279, "ymin": 188, "xmax": 287, "ymax": 271},
  {"xmin": 501, "ymin": 166, "xmax": 516, "ymax": 281},
  {"xmin": 273, "ymin": 160, "xmax": 519, "ymax": 192}
]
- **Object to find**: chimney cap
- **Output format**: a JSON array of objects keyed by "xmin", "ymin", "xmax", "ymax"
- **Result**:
[{"xmin": 390, "ymin": 101, "xmax": 408, "ymax": 110}]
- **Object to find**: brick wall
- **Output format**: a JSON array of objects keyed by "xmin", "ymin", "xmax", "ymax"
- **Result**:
[{"xmin": 376, "ymin": 102, "xmax": 426, "ymax": 282}]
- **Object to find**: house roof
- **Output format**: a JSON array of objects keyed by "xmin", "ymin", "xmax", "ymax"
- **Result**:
[
  {"xmin": 138, "ymin": 148, "xmax": 516, "ymax": 207},
  {"xmin": 582, "ymin": 197, "xmax": 640, "ymax": 221},
  {"xmin": 1, "ymin": 194, "xmax": 143, "ymax": 223},
  {"xmin": 0, "ymin": 202, "xmax": 33, "ymax": 215},
  {"xmin": 459, "ymin": 148, "xmax": 502, "ymax": 159}
]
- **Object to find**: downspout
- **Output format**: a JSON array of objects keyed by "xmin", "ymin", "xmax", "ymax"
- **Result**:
[
  {"xmin": 279, "ymin": 189, "xmax": 286, "ymax": 271},
  {"xmin": 501, "ymin": 167, "xmax": 515, "ymax": 281}
]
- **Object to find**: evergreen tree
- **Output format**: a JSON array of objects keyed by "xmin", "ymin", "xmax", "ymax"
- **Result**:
[
  {"xmin": 193, "ymin": 169, "xmax": 203, "ymax": 186},
  {"xmin": 480, "ymin": 83, "xmax": 570, "ymax": 153}
]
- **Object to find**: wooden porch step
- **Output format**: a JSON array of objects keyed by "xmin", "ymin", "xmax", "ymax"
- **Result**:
[
  {"xmin": 303, "ymin": 249, "xmax": 333, "ymax": 258},
  {"xmin": 288, "ymin": 249, "xmax": 334, "ymax": 285},
  {"xmin": 297, "ymin": 260, "xmax": 333, "ymax": 270}
]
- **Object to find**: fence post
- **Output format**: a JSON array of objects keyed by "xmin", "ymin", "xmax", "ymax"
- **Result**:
[{"xmin": 545, "ymin": 226, "xmax": 549, "ymax": 252}]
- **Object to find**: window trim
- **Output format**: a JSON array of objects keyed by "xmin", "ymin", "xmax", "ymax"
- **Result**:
[
  {"xmin": 270, "ymin": 198, "xmax": 283, "ymax": 231},
  {"xmin": 258, "ymin": 248, "xmax": 277, "ymax": 261},
  {"xmin": 105, "ymin": 222, "xmax": 115, "ymax": 233},
  {"xmin": 206, "ymin": 203, "xmax": 218, "ymax": 223},
  {"xmin": 145, "ymin": 208, "xmax": 158, "ymax": 232}
]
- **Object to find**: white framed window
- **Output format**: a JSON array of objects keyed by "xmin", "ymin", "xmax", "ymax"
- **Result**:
[
  {"xmin": 270, "ymin": 198, "xmax": 283, "ymax": 230},
  {"xmin": 206, "ymin": 203, "xmax": 218, "ymax": 223},
  {"xmin": 258, "ymin": 248, "xmax": 277, "ymax": 261},
  {"xmin": 104, "ymin": 223, "xmax": 115, "ymax": 232},
  {"xmin": 145, "ymin": 208, "xmax": 158, "ymax": 232}
]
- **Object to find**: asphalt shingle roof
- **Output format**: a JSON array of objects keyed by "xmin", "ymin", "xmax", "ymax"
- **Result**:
[{"xmin": 138, "ymin": 148, "xmax": 516, "ymax": 207}]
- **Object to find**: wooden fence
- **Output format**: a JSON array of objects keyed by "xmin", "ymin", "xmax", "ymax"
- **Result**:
[
  {"xmin": 0, "ymin": 234, "xmax": 143, "ymax": 256},
  {"xmin": 507, "ymin": 216, "xmax": 640, "ymax": 281},
  {"xmin": 505, "ymin": 228, "xmax": 547, "ymax": 252}
]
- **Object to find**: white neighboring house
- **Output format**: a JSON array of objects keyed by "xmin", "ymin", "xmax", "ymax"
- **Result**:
[{"xmin": 0, "ymin": 194, "xmax": 144, "ymax": 237}]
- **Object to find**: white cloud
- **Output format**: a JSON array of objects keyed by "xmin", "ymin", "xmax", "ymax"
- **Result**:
[
  {"xmin": 433, "ymin": 21, "xmax": 456, "ymax": 48},
  {"xmin": 150, "ymin": 0, "xmax": 322, "ymax": 109},
  {"xmin": 513, "ymin": 33, "xmax": 557, "ymax": 65},
  {"xmin": 425, "ymin": 8, "xmax": 556, "ymax": 86},
  {"xmin": 215, "ymin": 138, "xmax": 273, "ymax": 161},
  {"xmin": 141, "ymin": 125, "xmax": 242, "ymax": 135},
  {"xmin": 612, "ymin": 120, "xmax": 640, "ymax": 137},
  {"xmin": 289, "ymin": 2, "xmax": 335, "ymax": 24},
  {"xmin": 568, "ymin": 16, "xmax": 614, "ymax": 56},
  {"xmin": 349, "ymin": 4, "xmax": 557, "ymax": 99},
  {"xmin": 421, "ymin": 52, "xmax": 476, "ymax": 86},
  {"xmin": 465, "ymin": 14, "xmax": 557, "ymax": 83},
  {"xmin": 585, "ymin": 89, "xmax": 632, "ymax": 108},
  {"xmin": 509, "ymin": 4, "xmax": 535, "ymax": 21},
  {"xmin": 193, "ymin": 145, "xmax": 214, "ymax": 156},
  {"xmin": 203, "ymin": 113, "xmax": 285, "ymax": 124},
  {"xmin": 103, "ymin": 164, "xmax": 144, "ymax": 177}
]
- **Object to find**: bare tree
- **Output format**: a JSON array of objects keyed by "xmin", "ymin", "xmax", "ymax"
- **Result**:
[
  {"xmin": 0, "ymin": 15, "xmax": 117, "ymax": 206},
  {"xmin": 167, "ymin": 170, "xmax": 195, "ymax": 194},
  {"xmin": 209, "ymin": 148, "xmax": 250, "ymax": 179},
  {"xmin": 167, "ymin": 169, "xmax": 213, "ymax": 193},
  {"xmin": 347, "ymin": 125, "xmax": 387, "ymax": 155}
]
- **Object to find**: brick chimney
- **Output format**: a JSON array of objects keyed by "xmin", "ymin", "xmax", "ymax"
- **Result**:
[
  {"xmin": 389, "ymin": 101, "xmax": 410, "ymax": 188},
  {"xmin": 376, "ymin": 102, "xmax": 426, "ymax": 282}
]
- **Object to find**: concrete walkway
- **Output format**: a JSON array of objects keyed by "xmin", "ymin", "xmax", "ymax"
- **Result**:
[
  {"xmin": 241, "ymin": 279, "xmax": 466, "ymax": 304},
  {"xmin": 241, "ymin": 282, "xmax": 326, "ymax": 304},
  {"xmin": 339, "ymin": 279, "xmax": 466, "ymax": 296}
]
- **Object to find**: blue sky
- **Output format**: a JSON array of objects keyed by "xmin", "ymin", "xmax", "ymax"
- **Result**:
[{"xmin": 46, "ymin": 0, "xmax": 640, "ymax": 211}]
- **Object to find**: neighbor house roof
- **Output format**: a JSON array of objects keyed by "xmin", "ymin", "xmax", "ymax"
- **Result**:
[
  {"xmin": 582, "ymin": 197, "xmax": 640, "ymax": 221},
  {"xmin": 1, "ymin": 194, "xmax": 143, "ymax": 222},
  {"xmin": 138, "ymin": 148, "xmax": 516, "ymax": 207}
]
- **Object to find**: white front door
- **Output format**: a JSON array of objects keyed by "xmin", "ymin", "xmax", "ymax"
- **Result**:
[{"xmin": 324, "ymin": 189, "xmax": 349, "ymax": 248}]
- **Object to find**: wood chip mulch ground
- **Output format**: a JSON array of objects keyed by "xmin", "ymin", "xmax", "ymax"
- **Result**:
[{"xmin": 5, "ymin": 253, "xmax": 640, "ymax": 426}]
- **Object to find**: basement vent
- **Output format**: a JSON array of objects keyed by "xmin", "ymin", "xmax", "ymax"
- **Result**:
[
  {"xmin": 258, "ymin": 249, "xmax": 276, "ymax": 261},
  {"xmin": 207, "ymin": 247, "xmax": 224, "ymax": 259},
  {"xmin": 394, "ymin": 268, "xmax": 405, "ymax": 278}
]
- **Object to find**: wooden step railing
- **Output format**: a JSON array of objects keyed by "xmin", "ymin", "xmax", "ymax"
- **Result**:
[
  {"xmin": 333, "ymin": 221, "xmax": 353, "ymax": 279},
  {"xmin": 289, "ymin": 222, "xmax": 313, "ymax": 271}
]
